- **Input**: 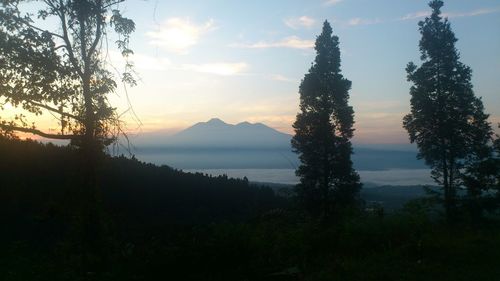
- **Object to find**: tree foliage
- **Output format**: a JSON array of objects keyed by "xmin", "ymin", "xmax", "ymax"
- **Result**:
[
  {"xmin": 292, "ymin": 20, "xmax": 361, "ymax": 218},
  {"xmin": 0, "ymin": 0, "xmax": 135, "ymax": 151},
  {"xmin": 403, "ymin": 0, "xmax": 493, "ymax": 220},
  {"xmin": 462, "ymin": 125, "xmax": 500, "ymax": 215}
]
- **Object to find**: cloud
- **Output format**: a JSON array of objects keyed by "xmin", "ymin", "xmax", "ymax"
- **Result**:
[
  {"xmin": 270, "ymin": 74, "xmax": 295, "ymax": 83},
  {"xmin": 284, "ymin": 16, "xmax": 316, "ymax": 29},
  {"xmin": 105, "ymin": 51, "xmax": 171, "ymax": 72},
  {"xmin": 348, "ymin": 17, "xmax": 382, "ymax": 26},
  {"xmin": 130, "ymin": 54, "xmax": 172, "ymax": 71},
  {"xmin": 354, "ymin": 100, "xmax": 405, "ymax": 112},
  {"xmin": 399, "ymin": 11, "xmax": 431, "ymax": 21},
  {"xmin": 146, "ymin": 18, "xmax": 215, "ymax": 54},
  {"xmin": 399, "ymin": 7, "xmax": 500, "ymax": 21},
  {"xmin": 106, "ymin": 51, "xmax": 246, "ymax": 76},
  {"xmin": 181, "ymin": 62, "xmax": 248, "ymax": 76},
  {"xmin": 443, "ymin": 7, "xmax": 500, "ymax": 18},
  {"xmin": 231, "ymin": 36, "xmax": 314, "ymax": 49},
  {"xmin": 324, "ymin": 0, "xmax": 343, "ymax": 6}
]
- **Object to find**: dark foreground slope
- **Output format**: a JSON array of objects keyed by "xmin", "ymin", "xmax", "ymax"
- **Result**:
[
  {"xmin": 2, "ymin": 138, "xmax": 500, "ymax": 281},
  {"xmin": 0, "ymin": 138, "xmax": 283, "ymax": 228}
]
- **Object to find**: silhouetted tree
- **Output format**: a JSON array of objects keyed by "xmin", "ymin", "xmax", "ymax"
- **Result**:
[
  {"xmin": 403, "ymin": 0, "xmax": 493, "ymax": 221},
  {"xmin": 292, "ymin": 20, "xmax": 361, "ymax": 219},
  {"xmin": 0, "ymin": 0, "xmax": 135, "ymax": 156},
  {"xmin": 0, "ymin": 0, "xmax": 136, "ymax": 267}
]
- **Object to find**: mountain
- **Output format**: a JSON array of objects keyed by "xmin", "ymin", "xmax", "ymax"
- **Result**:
[
  {"xmin": 140, "ymin": 118, "xmax": 292, "ymax": 149},
  {"xmin": 132, "ymin": 118, "xmax": 427, "ymax": 171}
]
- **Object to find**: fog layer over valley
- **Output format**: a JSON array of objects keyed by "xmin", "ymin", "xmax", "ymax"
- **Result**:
[{"xmin": 130, "ymin": 118, "xmax": 430, "ymax": 186}]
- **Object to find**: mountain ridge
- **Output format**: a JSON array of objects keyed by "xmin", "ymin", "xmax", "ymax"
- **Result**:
[
  {"xmin": 168, "ymin": 118, "xmax": 292, "ymax": 148},
  {"xmin": 132, "ymin": 118, "xmax": 426, "ymax": 170}
]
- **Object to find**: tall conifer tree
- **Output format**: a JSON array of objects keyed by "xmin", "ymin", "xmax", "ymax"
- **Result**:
[
  {"xmin": 292, "ymin": 21, "xmax": 361, "ymax": 218},
  {"xmin": 403, "ymin": 0, "xmax": 493, "ymax": 220}
]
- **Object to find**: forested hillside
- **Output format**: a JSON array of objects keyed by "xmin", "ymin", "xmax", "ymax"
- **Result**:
[{"xmin": 2, "ymin": 137, "xmax": 500, "ymax": 281}]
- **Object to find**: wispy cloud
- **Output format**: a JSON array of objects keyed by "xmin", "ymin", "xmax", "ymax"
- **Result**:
[
  {"xmin": 284, "ymin": 16, "xmax": 316, "ymax": 29},
  {"xmin": 399, "ymin": 7, "xmax": 500, "ymax": 21},
  {"xmin": 354, "ymin": 99, "xmax": 405, "ymax": 113},
  {"xmin": 270, "ymin": 74, "xmax": 296, "ymax": 83},
  {"xmin": 108, "ymin": 51, "xmax": 246, "ymax": 76},
  {"xmin": 348, "ymin": 17, "xmax": 382, "ymax": 26},
  {"xmin": 443, "ymin": 7, "xmax": 500, "ymax": 18},
  {"xmin": 146, "ymin": 17, "xmax": 215, "ymax": 54},
  {"xmin": 181, "ymin": 62, "xmax": 248, "ymax": 76},
  {"xmin": 324, "ymin": 0, "xmax": 343, "ymax": 6},
  {"xmin": 230, "ymin": 36, "xmax": 314, "ymax": 49},
  {"xmin": 398, "ymin": 11, "xmax": 431, "ymax": 21},
  {"xmin": 105, "ymin": 51, "xmax": 172, "ymax": 72},
  {"xmin": 130, "ymin": 54, "xmax": 172, "ymax": 71}
]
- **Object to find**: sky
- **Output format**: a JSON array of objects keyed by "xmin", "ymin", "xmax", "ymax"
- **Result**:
[{"xmin": 4, "ymin": 0, "xmax": 500, "ymax": 144}]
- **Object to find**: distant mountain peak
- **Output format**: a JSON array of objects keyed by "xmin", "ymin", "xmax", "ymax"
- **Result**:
[
  {"xmin": 206, "ymin": 118, "xmax": 226, "ymax": 125},
  {"xmin": 163, "ymin": 118, "xmax": 292, "ymax": 148},
  {"xmin": 236, "ymin": 121, "xmax": 251, "ymax": 126}
]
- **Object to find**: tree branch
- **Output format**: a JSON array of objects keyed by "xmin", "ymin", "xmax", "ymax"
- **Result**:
[
  {"xmin": 103, "ymin": 0, "xmax": 126, "ymax": 9},
  {"xmin": 58, "ymin": 0, "xmax": 84, "ymax": 79},
  {"xmin": 24, "ymin": 100, "xmax": 84, "ymax": 123},
  {"xmin": 28, "ymin": 22, "xmax": 64, "ymax": 40},
  {"xmin": 0, "ymin": 124, "xmax": 79, "ymax": 140},
  {"xmin": 54, "ymin": 44, "xmax": 67, "ymax": 51},
  {"xmin": 88, "ymin": 0, "xmax": 103, "ymax": 58}
]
